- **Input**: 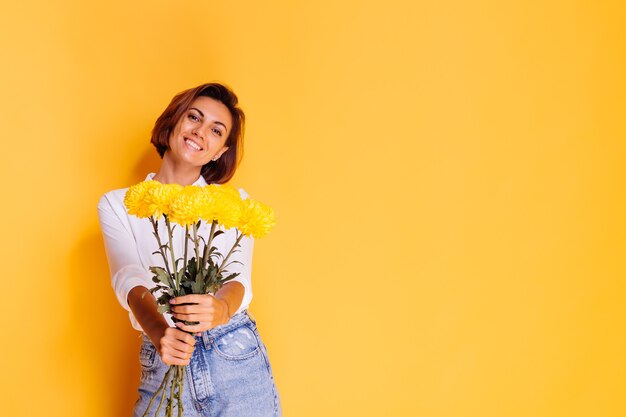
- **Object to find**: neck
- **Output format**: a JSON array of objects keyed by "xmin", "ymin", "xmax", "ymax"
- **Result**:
[{"xmin": 153, "ymin": 152, "xmax": 202, "ymax": 186}]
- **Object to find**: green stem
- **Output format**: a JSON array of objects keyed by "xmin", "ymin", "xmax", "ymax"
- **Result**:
[
  {"xmin": 202, "ymin": 220, "xmax": 218, "ymax": 267},
  {"xmin": 217, "ymin": 230, "xmax": 246, "ymax": 276},
  {"xmin": 167, "ymin": 367, "xmax": 176, "ymax": 417},
  {"xmin": 193, "ymin": 223, "xmax": 200, "ymax": 271},
  {"xmin": 155, "ymin": 367, "xmax": 171, "ymax": 417},
  {"xmin": 142, "ymin": 366, "xmax": 173, "ymax": 417},
  {"xmin": 164, "ymin": 216, "xmax": 178, "ymax": 292},
  {"xmin": 178, "ymin": 366, "xmax": 185, "ymax": 417},
  {"xmin": 150, "ymin": 216, "xmax": 171, "ymax": 276},
  {"xmin": 182, "ymin": 224, "xmax": 189, "ymax": 291}
]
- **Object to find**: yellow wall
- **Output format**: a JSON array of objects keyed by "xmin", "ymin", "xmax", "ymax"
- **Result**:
[{"xmin": 1, "ymin": 1, "xmax": 625, "ymax": 416}]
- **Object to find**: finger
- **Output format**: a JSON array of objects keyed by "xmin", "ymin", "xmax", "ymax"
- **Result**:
[
  {"xmin": 161, "ymin": 337, "xmax": 195, "ymax": 360},
  {"xmin": 171, "ymin": 304, "xmax": 213, "ymax": 314},
  {"xmin": 176, "ymin": 321, "xmax": 210, "ymax": 333},
  {"xmin": 160, "ymin": 346, "xmax": 192, "ymax": 363},
  {"xmin": 171, "ymin": 294, "xmax": 211, "ymax": 305},
  {"xmin": 162, "ymin": 354, "xmax": 191, "ymax": 366},
  {"xmin": 169, "ymin": 338, "xmax": 195, "ymax": 356},
  {"xmin": 173, "ymin": 312, "xmax": 209, "ymax": 322},
  {"xmin": 164, "ymin": 327, "xmax": 197, "ymax": 347},
  {"xmin": 171, "ymin": 328, "xmax": 197, "ymax": 346}
]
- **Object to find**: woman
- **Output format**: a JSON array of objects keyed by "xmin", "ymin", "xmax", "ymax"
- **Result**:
[{"xmin": 97, "ymin": 82, "xmax": 282, "ymax": 416}]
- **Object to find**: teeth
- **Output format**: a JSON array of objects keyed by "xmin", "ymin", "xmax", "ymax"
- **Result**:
[{"xmin": 185, "ymin": 138, "xmax": 201, "ymax": 151}]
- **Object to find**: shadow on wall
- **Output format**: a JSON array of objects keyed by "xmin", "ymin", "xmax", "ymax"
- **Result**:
[
  {"xmin": 67, "ymin": 232, "xmax": 142, "ymax": 415},
  {"xmin": 65, "ymin": 149, "xmax": 162, "ymax": 415}
]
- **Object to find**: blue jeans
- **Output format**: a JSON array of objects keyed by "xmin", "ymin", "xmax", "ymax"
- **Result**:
[{"xmin": 133, "ymin": 310, "xmax": 282, "ymax": 417}]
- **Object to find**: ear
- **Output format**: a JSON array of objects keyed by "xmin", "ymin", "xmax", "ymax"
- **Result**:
[{"xmin": 216, "ymin": 146, "xmax": 229, "ymax": 159}]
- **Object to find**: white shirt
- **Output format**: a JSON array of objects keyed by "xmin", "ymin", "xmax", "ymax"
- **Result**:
[{"xmin": 97, "ymin": 172, "xmax": 254, "ymax": 332}]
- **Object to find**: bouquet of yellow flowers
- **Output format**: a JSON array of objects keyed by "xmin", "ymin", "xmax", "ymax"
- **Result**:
[{"xmin": 123, "ymin": 179, "xmax": 275, "ymax": 417}]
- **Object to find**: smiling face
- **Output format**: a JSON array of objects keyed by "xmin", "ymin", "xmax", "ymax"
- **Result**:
[{"xmin": 167, "ymin": 96, "xmax": 233, "ymax": 167}]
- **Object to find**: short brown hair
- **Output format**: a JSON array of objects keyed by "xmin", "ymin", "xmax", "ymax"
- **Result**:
[{"xmin": 150, "ymin": 82, "xmax": 246, "ymax": 184}]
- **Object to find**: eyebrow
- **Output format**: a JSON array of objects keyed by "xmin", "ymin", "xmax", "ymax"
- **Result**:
[{"xmin": 190, "ymin": 107, "xmax": 228, "ymax": 132}]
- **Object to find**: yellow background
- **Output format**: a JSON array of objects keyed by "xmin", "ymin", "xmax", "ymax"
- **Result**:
[{"xmin": 1, "ymin": 1, "xmax": 625, "ymax": 416}]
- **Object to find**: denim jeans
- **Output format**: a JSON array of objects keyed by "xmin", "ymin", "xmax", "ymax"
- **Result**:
[{"xmin": 133, "ymin": 310, "xmax": 282, "ymax": 417}]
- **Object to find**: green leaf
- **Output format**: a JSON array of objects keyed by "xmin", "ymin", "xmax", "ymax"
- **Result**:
[
  {"xmin": 191, "ymin": 280, "xmax": 204, "ymax": 293},
  {"xmin": 222, "ymin": 260, "xmax": 243, "ymax": 270},
  {"xmin": 149, "ymin": 265, "xmax": 167, "ymax": 275},
  {"xmin": 209, "ymin": 266, "xmax": 218, "ymax": 280},
  {"xmin": 222, "ymin": 272, "xmax": 240, "ymax": 283},
  {"xmin": 174, "ymin": 258, "xmax": 183, "ymax": 269},
  {"xmin": 178, "ymin": 286, "xmax": 189, "ymax": 296},
  {"xmin": 149, "ymin": 266, "xmax": 173, "ymax": 287},
  {"xmin": 186, "ymin": 257, "xmax": 198, "ymax": 276},
  {"xmin": 157, "ymin": 303, "xmax": 171, "ymax": 314},
  {"xmin": 149, "ymin": 287, "xmax": 167, "ymax": 295},
  {"xmin": 177, "ymin": 264, "xmax": 186, "ymax": 277},
  {"xmin": 194, "ymin": 271, "xmax": 204, "ymax": 284},
  {"xmin": 207, "ymin": 257, "xmax": 216, "ymax": 269}
]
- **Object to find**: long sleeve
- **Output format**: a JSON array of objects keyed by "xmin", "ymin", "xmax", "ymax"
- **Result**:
[
  {"xmin": 97, "ymin": 193, "xmax": 153, "ymax": 312},
  {"xmin": 96, "ymin": 184, "xmax": 255, "ymax": 328}
]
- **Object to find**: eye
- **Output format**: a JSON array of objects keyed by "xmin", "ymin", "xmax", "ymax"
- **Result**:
[
  {"xmin": 212, "ymin": 128, "xmax": 223, "ymax": 137},
  {"xmin": 188, "ymin": 113, "xmax": 200, "ymax": 122}
]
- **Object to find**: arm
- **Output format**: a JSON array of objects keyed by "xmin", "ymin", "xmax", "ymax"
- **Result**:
[
  {"xmin": 214, "ymin": 281, "xmax": 245, "ymax": 319},
  {"xmin": 170, "ymin": 229, "xmax": 254, "ymax": 331},
  {"xmin": 126, "ymin": 286, "xmax": 195, "ymax": 365},
  {"xmin": 170, "ymin": 187, "xmax": 255, "ymax": 331},
  {"xmin": 213, "ymin": 223, "xmax": 255, "ymax": 317},
  {"xmin": 97, "ymin": 194, "xmax": 195, "ymax": 365},
  {"xmin": 96, "ymin": 194, "xmax": 154, "ymax": 313},
  {"xmin": 126, "ymin": 286, "xmax": 169, "ymax": 346}
]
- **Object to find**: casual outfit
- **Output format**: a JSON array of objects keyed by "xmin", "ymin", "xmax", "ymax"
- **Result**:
[{"xmin": 97, "ymin": 172, "xmax": 281, "ymax": 416}]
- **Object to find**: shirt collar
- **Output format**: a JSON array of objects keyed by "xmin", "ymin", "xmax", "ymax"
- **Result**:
[{"xmin": 145, "ymin": 172, "xmax": 208, "ymax": 186}]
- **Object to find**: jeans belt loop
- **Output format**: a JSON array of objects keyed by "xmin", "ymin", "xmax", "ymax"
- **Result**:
[
  {"xmin": 202, "ymin": 332, "xmax": 212, "ymax": 350},
  {"xmin": 248, "ymin": 310, "xmax": 257, "ymax": 325}
]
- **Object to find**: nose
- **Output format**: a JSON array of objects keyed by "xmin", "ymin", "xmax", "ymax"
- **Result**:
[{"xmin": 192, "ymin": 128, "xmax": 203, "ymax": 139}]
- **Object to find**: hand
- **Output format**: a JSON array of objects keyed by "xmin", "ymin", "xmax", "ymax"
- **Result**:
[
  {"xmin": 156, "ymin": 327, "xmax": 196, "ymax": 366},
  {"xmin": 170, "ymin": 294, "xmax": 231, "ymax": 335}
]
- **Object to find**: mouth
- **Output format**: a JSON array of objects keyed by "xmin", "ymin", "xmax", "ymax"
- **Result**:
[{"xmin": 183, "ymin": 136, "xmax": 203, "ymax": 151}]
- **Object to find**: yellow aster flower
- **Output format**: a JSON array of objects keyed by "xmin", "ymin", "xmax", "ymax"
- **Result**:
[
  {"xmin": 124, "ymin": 180, "xmax": 161, "ymax": 218},
  {"xmin": 200, "ymin": 184, "xmax": 243, "ymax": 229},
  {"xmin": 198, "ymin": 185, "xmax": 221, "ymax": 223},
  {"xmin": 238, "ymin": 198, "xmax": 276, "ymax": 238},
  {"xmin": 216, "ymin": 184, "xmax": 241, "ymax": 200},
  {"xmin": 144, "ymin": 183, "xmax": 184, "ymax": 219},
  {"xmin": 168, "ymin": 185, "xmax": 205, "ymax": 226},
  {"xmin": 215, "ymin": 185, "xmax": 244, "ymax": 229}
]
